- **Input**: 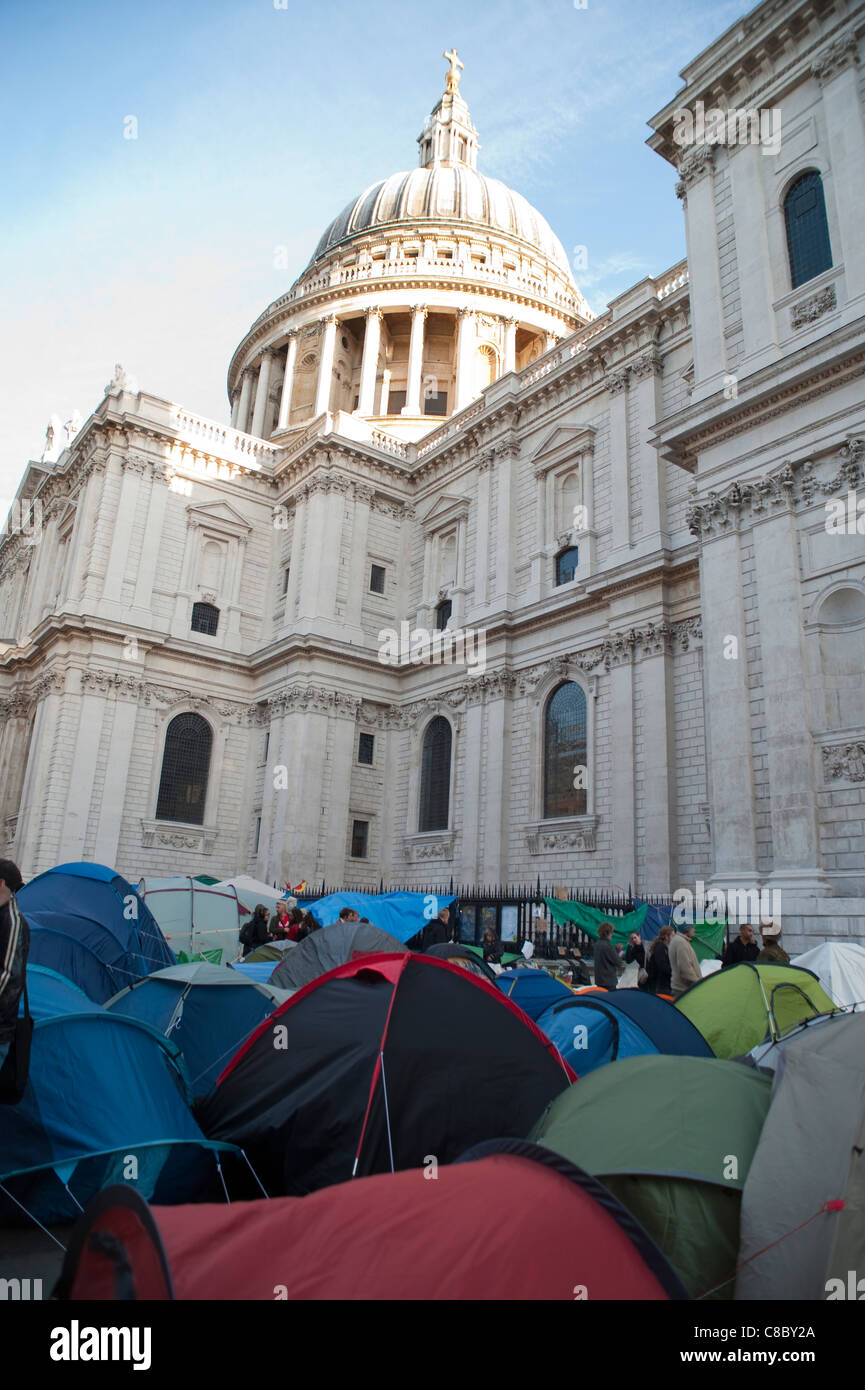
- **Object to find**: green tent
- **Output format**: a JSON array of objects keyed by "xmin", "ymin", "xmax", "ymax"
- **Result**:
[
  {"xmin": 176, "ymin": 948, "xmax": 223, "ymax": 965},
  {"xmin": 530, "ymin": 1053, "xmax": 772, "ymax": 1298},
  {"xmin": 462, "ymin": 943, "xmax": 522, "ymax": 966},
  {"xmin": 675, "ymin": 962, "xmax": 837, "ymax": 1058}
]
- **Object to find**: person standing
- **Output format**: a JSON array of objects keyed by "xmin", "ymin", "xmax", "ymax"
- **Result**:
[
  {"xmin": 593, "ymin": 922, "xmax": 621, "ymax": 991},
  {"xmin": 241, "ymin": 904, "xmax": 272, "ymax": 957},
  {"xmin": 722, "ymin": 922, "xmax": 759, "ymax": 968},
  {"xmin": 0, "ymin": 859, "xmax": 31, "ymax": 1101},
  {"xmin": 669, "ymin": 924, "xmax": 702, "ymax": 998},
  {"xmin": 646, "ymin": 925, "xmax": 674, "ymax": 996},
  {"xmin": 757, "ymin": 922, "xmax": 790, "ymax": 965},
  {"xmin": 421, "ymin": 906, "xmax": 450, "ymax": 951}
]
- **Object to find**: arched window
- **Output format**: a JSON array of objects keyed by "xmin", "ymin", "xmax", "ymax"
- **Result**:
[
  {"xmin": 560, "ymin": 469, "xmax": 581, "ymax": 534},
  {"xmin": 191, "ymin": 601, "xmax": 219, "ymax": 635},
  {"xmin": 544, "ymin": 682, "xmax": 587, "ymax": 818},
  {"xmin": 784, "ymin": 171, "xmax": 832, "ymax": 289},
  {"xmin": 419, "ymin": 716, "xmax": 452, "ymax": 832},
  {"xmin": 155, "ymin": 713, "xmax": 213, "ymax": 825},
  {"xmin": 435, "ymin": 599, "xmax": 452, "ymax": 631},
  {"xmin": 555, "ymin": 546, "xmax": 580, "ymax": 586}
]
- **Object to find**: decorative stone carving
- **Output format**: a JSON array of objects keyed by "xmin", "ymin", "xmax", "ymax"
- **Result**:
[
  {"xmin": 675, "ymin": 146, "xmax": 715, "ymax": 200},
  {"xmin": 403, "ymin": 831, "xmax": 455, "ymax": 862},
  {"xmin": 141, "ymin": 819, "xmax": 218, "ymax": 854},
  {"xmin": 631, "ymin": 348, "xmax": 663, "ymax": 379},
  {"xmin": 526, "ymin": 818, "xmax": 597, "ymax": 853},
  {"xmin": 105, "ymin": 364, "xmax": 135, "ymax": 396},
  {"xmin": 605, "ymin": 368, "xmax": 629, "ymax": 396},
  {"xmin": 31, "ymin": 671, "xmax": 66, "ymax": 701},
  {"xmin": 791, "ymin": 285, "xmax": 836, "ymax": 329},
  {"xmin": 810, "ymin": 34, "xmax": 859, "ymax": 85},
  {"xmin": 823, "ymin": 742, "xmax": 865, "ymax": 783},
  {"xmin": 686, "ymin": 443, "xmax": 863, "ymax": 535},
  {"xmin": 81, "ymin": 669, "xmax": 143, "ymax": 700}
]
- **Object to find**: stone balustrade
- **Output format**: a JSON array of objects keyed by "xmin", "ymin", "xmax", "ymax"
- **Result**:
[{"xmin": 173, "ymin": 408, "xmax": 279, "ymax": 467}]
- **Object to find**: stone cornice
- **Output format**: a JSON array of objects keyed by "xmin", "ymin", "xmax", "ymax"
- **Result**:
[
  {"xmin": 686, "ymin": 437, "xmax": 865, "ymax": 536},
  {"xmin": 810, "ymin": 32, "xmax": 860, "ymax": 86}
]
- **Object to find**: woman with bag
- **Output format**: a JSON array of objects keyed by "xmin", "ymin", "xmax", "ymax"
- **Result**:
[{"xmin": 646, "ymin": 925, "xmax": 674, "ymax": 997}]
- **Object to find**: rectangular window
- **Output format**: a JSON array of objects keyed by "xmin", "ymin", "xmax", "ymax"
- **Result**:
[
  {"xmin": 254, "ymin": 816, "xmax": 261, "ymax": 853},
  {"xmin": 424, "ymin": 390, "xmax": 447, "ymax": 417},
  {"xmin": 351, "ymin": 819, "xmax": 369, "ymax": 859},
  {"xmin": 282, "ymin": 567, "xmax": 290, "ymax": 594},
  {"xmin": 369, "ymin": 563, "xmax": 386, "ymax": 594},
  {"xmin": 387, "ymin": 389, "xmax": 407, "ymax": 414},
  {"xmin": 358, "ymin": 732, "xmax": 375, "ymax": 765},
  {"xmin": 263, "ymin": 731, "xmax": 270, "ymax": 763}
]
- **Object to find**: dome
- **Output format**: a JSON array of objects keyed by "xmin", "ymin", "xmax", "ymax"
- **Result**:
[{"xmin": 308, "ymin": 166, "xmax": 575, "ymax": 280}]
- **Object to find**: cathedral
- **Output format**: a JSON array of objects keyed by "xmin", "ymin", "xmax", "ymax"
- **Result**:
[{"xmin": 1, "ymin": 0, "xmax": 864, "ymax": 953}]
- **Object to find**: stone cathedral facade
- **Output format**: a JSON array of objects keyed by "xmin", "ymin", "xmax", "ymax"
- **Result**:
[{"xmin": 1, "ymin": 0, "xmax": 864, "ymax": 951}]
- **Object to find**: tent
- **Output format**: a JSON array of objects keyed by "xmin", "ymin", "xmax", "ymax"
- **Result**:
[
  {"xmin": 0, "ymin": 1011, "xmax": 238, "ymax": 1225},
  {"xmin": 230, "ymin": 961, "xmax": 282, "ymax": 985},
  {"xmin": 138, "ymin": 877, "xmax": 249, "ymax": 963},
  {"xmin": 269, "ymin": 920, "xmax": 408, "ymax": 990},
  {"xmin": 423, "ymin": 941, "xmax": 498, "ymax": 982},
  {"xmin": 53, "ymin": 1140, "xmax": 688, "ymax": 1301},
  {"xmin": 675, "ymin": 962, "xmax": 837, "ymax": 1058},
  {"xmin": 792, "ymin": 941, "xmax": 865, "ymax": 1010},
  {"xmin": 496, "ymin": 968, "xmax": 576, "ymax": 1020},
  {"xmin": 243, "ymin": 942, "xmax": 295, "ymax": 962},
  {"xmin": 462, "ymin": 942, "xmax": 522, "ymax": 966},
  {"xmin": 530, "ymin": 1054, "xmax": 772, "ymax": 1298},
  {"xmin": 196, "ymin": 953, "xmax": 574, "ymax": 1196},
  {"xmin": 23, "ymin": 965, "xmax": 96, "ymax": 1020},
  {"xmin": 736, "ymin": 1011, "xmax": 865, "ymax": 1300},
  {"xmin": 305, "ymin": 890, "xmax": 456, "ymax": 945},
  {"xmin": 105, "ymin": 964, "xmax": 292, "ymax": 1097},
  {"xmin": 18, "ymin": 861, "xmax": 175, "ymax": 1003},
  {"xmin": 212, "ymin": 876, "xmax": 286, "ymax": 916},
  {"xmin": 536, "ymin": 989, "xmax": 714, "ymax": 1074}
]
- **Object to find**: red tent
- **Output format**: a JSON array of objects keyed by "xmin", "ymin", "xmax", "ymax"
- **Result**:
[{"xmin": 54, "ymin": 1142, "xmax": 689, "ymax": 1300}]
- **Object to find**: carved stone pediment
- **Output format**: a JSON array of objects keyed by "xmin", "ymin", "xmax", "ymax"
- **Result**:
[{"xmin": 525, "ymin": 816, "xmax": 597, "ymax": 853}]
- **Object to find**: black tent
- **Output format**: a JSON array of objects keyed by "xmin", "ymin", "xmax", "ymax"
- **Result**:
[
  {"xmin": 423, "ymin": 940, "xmax": 498, "ymax": 982},
  {"xmin": 196, "ymin": 952, "xmax": 574, "ymax": 1196},
  {"xmin": 268, "ymin": 919, "xmax": 408, "ymax": 990}
]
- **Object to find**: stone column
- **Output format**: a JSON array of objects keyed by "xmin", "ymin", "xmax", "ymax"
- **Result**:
[
  {"xmin": 677, "ymin": 151, "xmax": 727, "ymax": 396},
  {"xmin": 728, "ymin": 143, "xmax": 777, "ymax": 370},
  {"xmin": 314, "ymin": 315, "xmax": 339, "ymax": 417},
  {"xmin": 490, "ymin": 443, "xmax": 517, "ymax": 609},
  {"xmin": 609, "ymin": 659, "xmax": 637, "ymax": 891},
  {"xmin": 471, "ymin": 454, "xmax": 493, "ymax": 617},
  {"xmin": 92, "ymin": 695, "xmax": 139, "ymax": 868},
  {"xmin": 814, "ymin": 45, "xmax": 865, "ymax": 307},
  {"xmin": 15, "ymin": 677, "xmax": 66, "ymax": 873},
  {"xmin": 357, "ymin": 310, "xmax": 382, "ymax": 416},
  {"xmin": 460, "ymin": 697, "xmax": 484, "ymax": 879},
  {"xmin": 236, "ymin": 371, "xmax": 253, "ymax": 433},
  {"xmin": 503, "ymin": 318, "xmax": 517, "ymax": 374},
  {"xmin": 132, "ymin": 467, "xmax": 169, "ymax": 613},
  {"xmin": 230, "ymin": 392, "xmax": 240, "ymax": 427},
  {"xmin": 102, "ymin": 458, "xmax": 146, "ymax": 613},
  {"xmin": 403, "ymin": 306, "xmax": 427, "ymax": 415},
  {"xmin": 322, "ymin": 708, "xmax": 358, "ymax": 881},
  {"xmin": 606, "ymin": 369, "xmax": 631, "ymax": 553},
  {"xmin": 454, "ymin": 309, "xmax": 475, "ymax": 412},
  {"xmin": 700, "ymin": 527, "xmax": 759, "ymax": 890},
  {"xmin": 752, "ymin": 510, "xmax": 830, "ymax": 896},
  {"xmin": 638, "ymin": 642, "xmax": 676, "ymax": 889},
  {"xmin": 544, "ymin": 332, "xmax": 557, "ymax": 353},
  {"xmin": 58, "ymin": 683, "xmax": 107, "ymax": 861},
  {"xmin": 484, "ymin": 694, "xmax": 510, "ymax": 882},
  {"xmin": 630, "ymin": 352, "xmax": 667, "ymax": 550},
  {"xmin": 282, "ymin": 496, "xmax": 303, "ymax": 628},
  {"xmin": 251, "ymin": 350, "xmax": 273, "ymax": 438},
  {"xmin": 283, "ymin": 706, "xmax": 330, "ymax": 879},
  {"xmin": 345, "ymin": 485, "xmax": 373, "ymax": 630},
  {"xmin": 276, "ymin": 334, "xmax": 298, "ymax": 431}
]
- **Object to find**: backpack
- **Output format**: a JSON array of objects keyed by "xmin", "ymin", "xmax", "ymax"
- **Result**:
[{"xmin": 239, "ymin": 918, "xmax": 255, "ymax": 947}]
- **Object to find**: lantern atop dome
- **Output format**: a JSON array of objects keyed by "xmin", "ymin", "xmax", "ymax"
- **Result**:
[{"xmin": 417, "ymin": 49, "xmax": 479, "ymax": 170}]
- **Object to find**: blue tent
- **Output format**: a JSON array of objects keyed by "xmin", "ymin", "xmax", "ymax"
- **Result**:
[
  {"xmin": 105, "ymin": 964, "xmax": 290, "ymax": 1096},
  {"xmin": 306, "ymin": 890, "xmax": 456, "ymax": 945},
  {"xmin": 537, "ymin": 990, "xmax": 714, "ymax": 1076},
  {"xmin": 22, "ymin": 965, "xmax": 96, "ymax": 1020},
  {"xmin": 18, "ymin": 861, "xmax": 175, "ymax": 1003},
  {"xmin": 496, "ymin": 969, "xmax": 576, "ymax": 1020},
  {"xmin": 231, "ymin": 961, "xmax": 281, "ymax": 985},
  {"xmin": 0, "ymin": 1011, "xmax": 238, "ymax": 1225}
]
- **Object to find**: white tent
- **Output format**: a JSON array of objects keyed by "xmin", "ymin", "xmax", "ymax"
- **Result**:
[
  {"xmin": 792, "ymin": 941, "xmax": 865, "ymax": 1009},
  {"xmin": 212, "ymin": 876, "xmax": 286, "ymax": 917},
  {"xmin": 138, "ymin": 877, "xmax": 246, "ymax": 961}
]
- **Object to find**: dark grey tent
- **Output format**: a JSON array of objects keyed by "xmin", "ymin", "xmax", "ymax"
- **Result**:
[
  {"xmin": 269, "ymin": 920, "xmax": 408, "ymax": 990},
  {"xmin": 736, "ymin": 1010, "xmax": 865, "ymax": 1300}
]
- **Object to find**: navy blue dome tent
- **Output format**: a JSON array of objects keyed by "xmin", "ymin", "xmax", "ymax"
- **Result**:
[
  {"xmin": 537, "ymin": 988, "xmax": 714, "ymax": 1075},
  {"xmin": 18, "ymin": 861, "xmax": 175, "ymax": 1004}
]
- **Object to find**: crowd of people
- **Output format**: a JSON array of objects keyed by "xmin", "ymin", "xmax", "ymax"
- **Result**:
[{"xmin": 593, "ymin": 918, "xmax": 790, "ymax": 998}]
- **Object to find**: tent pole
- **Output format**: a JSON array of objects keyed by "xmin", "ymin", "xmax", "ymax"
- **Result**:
[
  {"xmin": 214, "ymin": 1153, "xmax": 231, "ymax": 1204},
  {"xmin": 61, "ymin": 1181, "xmax": 85, "ymax": 1213},
  {"xmin": 0, "ymin": 1180, "xmax": 68, "ymax": 1251}
]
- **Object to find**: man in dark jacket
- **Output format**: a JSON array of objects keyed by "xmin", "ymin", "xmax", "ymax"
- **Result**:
[
  {"xmin": 593, "ymin": 922, "xmax": 621, "ymax": 990},
  {"xmin": 421, "ymin": 906, "xmax": 450, "ymax": 951},
  {"xmin": 0, "ymin": 859, "xmax": 28, "ymax": 1075},
  {"xmin": 722, "ymin": 922, "xmax": 759, "ymax": 968}
]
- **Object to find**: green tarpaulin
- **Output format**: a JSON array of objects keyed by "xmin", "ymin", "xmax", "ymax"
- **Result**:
[
  {"xmin": 176, "ymin": 948, "xmax": 223, "ymax": 965},
  {"xmin": 462, "ymin": 944, "xmax": 522, "ymax": 965},
  {"xmin": 544, "ymin": 899, "xmax": 648, "ymax": 946}
]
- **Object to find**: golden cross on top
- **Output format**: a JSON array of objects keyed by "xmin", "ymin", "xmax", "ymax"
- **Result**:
[{"xmin": 443, "ymin": 48, "xmax": 464, "ymax": 91}]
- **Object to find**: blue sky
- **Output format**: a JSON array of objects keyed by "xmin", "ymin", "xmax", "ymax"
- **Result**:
[{"xmin": 0, "ymin": 0, "xmax": 750, "ymax": 499}]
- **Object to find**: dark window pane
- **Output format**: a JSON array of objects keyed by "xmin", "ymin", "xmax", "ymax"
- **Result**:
[
  {"xmin": 370, "ymin": 563, "xmax": 386, "ymax": 594},
  {"xmin": 358, "ymin": 732, "xmax": 375, "ymax": 764},
  {"xmin": 784, "ymin": 171, "xmax": 832, "ymax": 289},
  {"xmin": 282, "ymin": 567, "xmax": 290, "ymax": 594},
  {"xmin": 544, "ymin": 682, "xmax": 587, "ymax": 818},
  {"xmin": 424, "ymin": 390, "xmax": 448, "ymax": 417},
  {"xmin": 351, "ymin": 819, "xmax": 369, "ymax": 858},
  {"xmin": 387, "ymin": 389, "xmax": 407, "ymax": 414},
  {"xmin": 419, "ymin": 716, "xmax": 451, "ymax": 831},
  {"xmin": 555, "ymin": 547, "xmax": 579, "ymax": 586},
  {"xmin": 254, "ymin": 817, "xmax": 261, "ymax": 853},
  {"xmin": 191, "ymin": 601, "xmax": 219, "ymax": 635},
  {"xmin": 435, "ymin": 599, "xmax": 452, "ymax": 630},
  {"xmin": 155, "ymin": 713, "xmax": 213, "ymax": 825},
  {"xmin": 263, "ymin": 731, "xmax": 270, "ymax": 762}
]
